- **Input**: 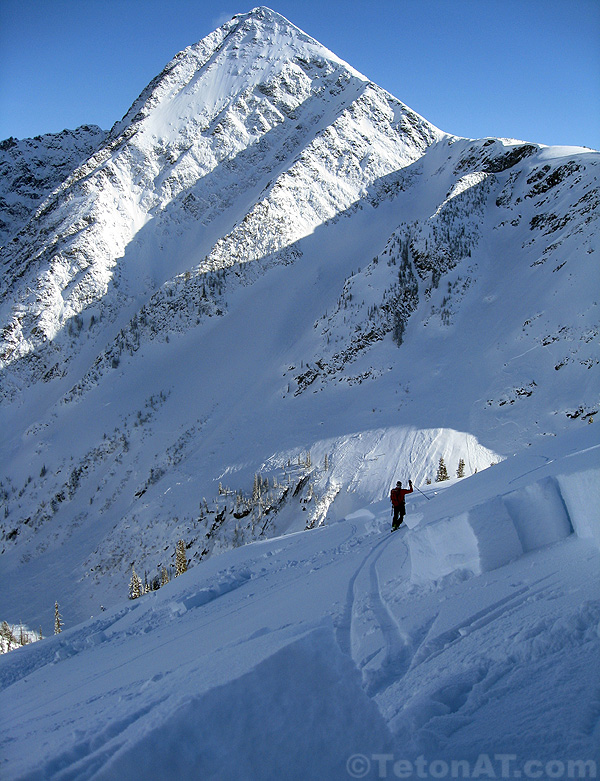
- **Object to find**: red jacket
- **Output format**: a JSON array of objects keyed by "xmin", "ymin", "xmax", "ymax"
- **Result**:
[{"xmin": 390, "ymin": 484, "xmax": 413, "ymax": 507}]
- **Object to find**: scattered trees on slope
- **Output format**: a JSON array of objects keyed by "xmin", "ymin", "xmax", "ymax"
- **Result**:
[{"xmin": 1, "ymin": 620, "xmax": 42, "ymax": 654}]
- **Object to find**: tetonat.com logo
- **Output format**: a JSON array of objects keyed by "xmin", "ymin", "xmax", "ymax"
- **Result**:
[{"xmin": 345, "ymin": 753, "xmax": 598, "ymax": 779}]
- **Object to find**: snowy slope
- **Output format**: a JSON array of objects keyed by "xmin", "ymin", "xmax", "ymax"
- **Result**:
[
  {"xmin": 0, "ymin": 427, "xmax": 598, "ymax": 779},
  {"xmin": 0, "ymin": 5, "xmax": 598, "ymax": 641}
]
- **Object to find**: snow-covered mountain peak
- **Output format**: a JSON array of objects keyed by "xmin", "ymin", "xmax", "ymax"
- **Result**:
[
  {"xmin": 0, "ymin": 7, "xmax": 597, "ymax": 641},
  {"xmin": 236, "ymin": 5, "xmax": 369, "ymax": 75},
  {"xmin": 0, "ymin": 124, "xmax": 106, "ymax": 247},
  {"xmin": 0, "ymin": 7, "xmax": 442, "ymax": 401},
  {"xmin": 109, "ymin": 5, "xmax": 368, "ymax": 144}
]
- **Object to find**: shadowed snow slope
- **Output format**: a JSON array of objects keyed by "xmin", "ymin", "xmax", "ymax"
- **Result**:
[{"xmin": 0, "ymin": 427, "xmax": 598, "ymax": 779}]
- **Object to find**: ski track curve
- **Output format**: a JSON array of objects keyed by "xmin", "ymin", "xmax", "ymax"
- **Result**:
[
  {"xmin": 335, "ymin": 523, "xmax": 413, "ymax": 697},
  {"xmin": 362, "ymin": 539, "xmax": 412, "ymax": 696}
]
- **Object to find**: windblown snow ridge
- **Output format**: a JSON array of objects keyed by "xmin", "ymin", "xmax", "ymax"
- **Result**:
[{"xmin": 407, "ymin": 433, "xmax": 600, "ymax": 583}]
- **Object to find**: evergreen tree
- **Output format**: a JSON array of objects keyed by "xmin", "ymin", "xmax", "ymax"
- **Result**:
[
  {"xmin": 435, "ymin": 456, "xmax": 449, "ymax": 482},
  {"xmin": 252, "ymin": 473, "xmax": 261, "ymax": 502},
  {"xmin": 54, "ymin": 602, "xmax": 63, "ymax": 634},
  {"xmin": 1, "ymin": 620, "xmax": 15, "ymax": 652},
  {"xmin": 129, "ymin": 566, "xmax": 143, "ymax": 600},
  {"xmin": 457, "ymin": 458, "xmax": 466, "ymax": 478},
  {"xmin": 392, "ymin": 310, "xmax": 406, "ymax": 347},
  {"xmin": 175, "ymin": 540, "xmax": 188, "ymax": 576},
  {"xmin": 160, "ymin": 566, "xmax": 170, "ymax": 587}
]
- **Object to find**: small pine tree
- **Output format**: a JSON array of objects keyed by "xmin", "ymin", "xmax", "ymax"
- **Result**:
[
  {"xmin": 175, "ymin": 540, "xmax": 188, "ymax": 576},
  {"xmin": 323, "ymin": 453, "xmax": 329, "ymax": 471},
  {"xmin": 457, "ymin": 458, "xmax": 466, "ymax": 479},
  {"xmin": 160, "ymin": 566, "xmax": 170, "ymax": 587},
  {"xmin": 252, "ymin": 473, "xmax": 261, "ymax": 502},
  {"xmin": 1, "ymin": 620, "xmax": 15, "ymax": 652},
  {"xmin": 54, "ymin": 602, "xmax": 63, "ymax": 634},
  {"xmin": 129, "ymin": 566, "xmax": 143, "ymax": 600},
  {"xmin": 435, "ymin": 456, "xmax": 449, "ymax": 482}
]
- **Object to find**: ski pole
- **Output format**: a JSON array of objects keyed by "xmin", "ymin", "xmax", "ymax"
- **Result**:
[{"xmin": 414, "ymin": 483, "xmax": 431, "ymax": 501}]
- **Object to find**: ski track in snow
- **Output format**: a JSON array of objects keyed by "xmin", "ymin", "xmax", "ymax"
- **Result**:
[
  {"xmin": 338, "ymin": 528, "xmax": 412, "ymax": 695},
  {"xmin": 362, "ymin": 536, "xmax": 411, "ymax": 696}
]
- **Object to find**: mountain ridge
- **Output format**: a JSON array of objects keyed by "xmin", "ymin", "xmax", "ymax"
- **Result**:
[
  {"xmin": 0, "ymin": 7, "xmax": 598, "ymax": 629},
  {"xmin": 0, "ymin": 124, "xmax": 107, "ymax": 248},
  {"xmin": 0, "ymin": 5, "xmax": 442, "ymax": 403}
]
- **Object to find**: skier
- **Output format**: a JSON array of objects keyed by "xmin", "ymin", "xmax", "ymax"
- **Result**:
[{"xmin": 390, "ymin": 479, "xmax": 413, "ymax": 531}]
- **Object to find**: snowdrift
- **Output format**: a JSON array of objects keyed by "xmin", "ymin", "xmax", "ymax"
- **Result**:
[
  {"xmin": 91, "ymin": 627, "xmax": 393, "ymax": 781},
  {"xmin": 407, "ymin": 426, "xmax": 599, "ymax": 583}
]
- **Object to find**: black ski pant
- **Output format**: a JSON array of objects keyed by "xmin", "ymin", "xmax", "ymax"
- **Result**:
[{"xmin": 392, "ymin": 505, "xmax": 405, "ymax": 529}]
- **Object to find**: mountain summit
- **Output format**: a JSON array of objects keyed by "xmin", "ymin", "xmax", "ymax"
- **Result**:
[
  {"xmin": 0, "ymin": 8, "xmax": 598, "ymax": 629},
  {"xmin": 0, "ymin": 4, "xmax": 440, "ymax": 399}
]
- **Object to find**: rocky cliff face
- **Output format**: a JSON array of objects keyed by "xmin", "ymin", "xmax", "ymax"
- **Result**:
[{"xmin": 0, "ymin": 125, "xmax": 106, "ymax": 248}]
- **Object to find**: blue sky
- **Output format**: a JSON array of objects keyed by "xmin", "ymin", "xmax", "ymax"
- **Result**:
[{"xmin": 1, "ymin": 0, "xmax": 598, "ymax": 149}]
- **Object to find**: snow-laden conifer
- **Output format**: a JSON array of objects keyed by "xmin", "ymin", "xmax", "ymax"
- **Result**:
[
  {"xmin": 129, "ymin": 566, "xmax": 143, "ymax": 600},
  {"xmin": 436, "ymin": 456, "xmax": 449, "ymax": 482},
  {"xmin": 175, "ymin": 540, "xmax": 188, "ymax": 576},
  {"xmin": 1, "ymin": 620, "xmax": 15, "ymax": 652},
  {"xmin": 54, "ymin": 602, "xmax": 63, "ymax": 634}
]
